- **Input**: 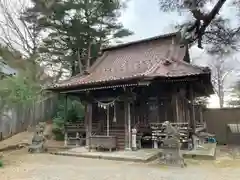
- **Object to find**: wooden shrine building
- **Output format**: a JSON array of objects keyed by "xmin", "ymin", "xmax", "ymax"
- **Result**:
[{"xmin": 48, "ymin": 33, "xmax": 213, "ymax": 151}]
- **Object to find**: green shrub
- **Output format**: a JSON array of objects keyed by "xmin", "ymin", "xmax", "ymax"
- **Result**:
[
  {"xmin": 52, "ymin": 95, "xmax": 85, "ymax": 141},
  {"xmin": 52, "ymin": 116, "xmax": 65, "ymax": 141},
  {"xmin": 0, "ymin": 160, "xmax": 3, "ymax": 167}
]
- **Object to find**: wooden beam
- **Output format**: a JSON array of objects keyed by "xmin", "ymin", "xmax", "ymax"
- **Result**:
[{"xmin": 59, "ymin": 83, "xmax": 141, "ymax": 93}]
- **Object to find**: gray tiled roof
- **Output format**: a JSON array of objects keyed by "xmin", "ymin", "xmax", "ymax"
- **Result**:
[{"xmin": 52, "ymin": 33, "xmax": 211, "ymax": 89}]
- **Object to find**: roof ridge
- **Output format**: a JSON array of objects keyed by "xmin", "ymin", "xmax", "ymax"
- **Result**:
[
  {"xmin": 103, "ymin": 32, "xmax": 178, "ymax": 51},
  {"xmin": 176, "ymin": 59, "xmax": 209, "ymax": 72}
]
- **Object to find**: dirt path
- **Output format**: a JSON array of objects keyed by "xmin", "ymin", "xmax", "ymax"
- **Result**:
[
  {"xmin": 1, "ymin": 148, "xmax": 240, "ymax": 180},
  {"xmin": 1, "ymin": 133, "xmax": 240, "ymax": 180},
  {"xmin": 0, "ymin": 131, "xmax": 32, "ymax": 151}
]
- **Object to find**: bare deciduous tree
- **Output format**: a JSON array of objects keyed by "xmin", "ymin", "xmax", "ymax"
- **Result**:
[
  {"xmin": 0, "ymin": 0, "xmax": 41, "ymax": 57},
  {"xmin": 208, "ymin": 52, "xmax": 238, "ymax": 108},
  {"xmin": 0, "ymin": 0, "xmax": 65, "ymax": 83}
]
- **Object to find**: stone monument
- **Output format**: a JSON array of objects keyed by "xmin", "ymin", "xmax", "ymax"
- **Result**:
[{"xmin": 160, "ymin": 121, "xmax": 186, "ymax": 167}]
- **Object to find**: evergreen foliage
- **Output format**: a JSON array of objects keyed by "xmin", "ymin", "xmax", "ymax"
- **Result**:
[
  {"xmin": 52, "ymin": 95, "xmax": 85, "ymax": 141},
  {"xmin": 24, "ymin": 0, "xmax": 133, "ymax": 76}
]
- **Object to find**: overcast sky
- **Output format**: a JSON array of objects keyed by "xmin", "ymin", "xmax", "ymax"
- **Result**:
[
  {"xmin": 119, "ymin": 0, "xmax": 239, "ymax": 108},
  {"xmin": 3, "ymin": 0, "xmax": 239, "ymax": 108}
]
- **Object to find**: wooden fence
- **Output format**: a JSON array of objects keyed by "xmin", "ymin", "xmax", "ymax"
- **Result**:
[
  {"xmin": 204, "ymin": 107, "xmax": 240, "ymax": 145},
  {"xmin": 0, "ymin": 95, "xmax": 57, "ymax": 140}
]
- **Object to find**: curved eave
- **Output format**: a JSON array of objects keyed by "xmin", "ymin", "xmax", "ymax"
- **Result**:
[{"xmin": 46, "ymin": 72, "xmax": 212, "ymax": 93}]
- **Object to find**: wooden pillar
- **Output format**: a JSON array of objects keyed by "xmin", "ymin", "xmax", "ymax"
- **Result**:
[
  {"xmin": 175, "ymin": 95, "xmax": 180, "ymax": 122},
  {"xmin": 157, "ymin": 97, "xmax": 160, "ymax": 123},
  {"xmin": 64, "ymin": 94, "xmax": 68, "ymax": 122},
  {"xmin": 64, "ymin": 94, "xmax": 68, "ymax": 147},
  {"xmin": 164, "ymin": 99, "xmax": 168, "ymax": 122},
  {"xmin": 182, "ymin": 97, "xmax": 188, "ymax": 123},
  {"xmin": 124, "ymin": 98, "xmax": 131, "ymax": 150},
  {"xmin": 128, "ymin": 101, "xmax": 131, "ymax": 149},
  {"xmin": 182, "ymin": 98, "xmax": 186, "ymax": 123},
  {"xmin": 85, "ymin": 102, "xmax": 92, "ymax": 150},
  {"xmin": 189, "ymin": 86, "xmax": 196, "ymax": 132},
  {"xmin": 171, "ymin": 94, "xmax": 178, "ymax": 122},
  {"xmin": 199, "ymin": 106, "xmax": 204, "ymax": 124},
  {"xmin": 106, "ymin": 105, "xmax": 110, "ymax": 136}
]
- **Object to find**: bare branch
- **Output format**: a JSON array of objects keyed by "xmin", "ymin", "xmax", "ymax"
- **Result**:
[
  {"xmin": 175, "ymin": 0, "xmax": 228, "ymax": 48},
  {"xmin": 0, "ymin": 0, "xmax": 41, "ymax": 57}
]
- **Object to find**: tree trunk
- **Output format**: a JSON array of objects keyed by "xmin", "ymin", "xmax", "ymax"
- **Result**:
[
  {"xmin": 218, "ymin": 88, "xmax": 224, "ymax": 108},
  {"xmin": 217, "ymin": 68, "xmax": 224, "ymax": 108}
]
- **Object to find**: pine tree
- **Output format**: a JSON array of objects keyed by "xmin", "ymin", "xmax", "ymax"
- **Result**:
[
  {"xmin": 24, "ymin": 0, "xmax": 133, "ymax": 76},
  {"xmin": 158, "ymin": 0, "xmax": 239, "ymax": 51}
]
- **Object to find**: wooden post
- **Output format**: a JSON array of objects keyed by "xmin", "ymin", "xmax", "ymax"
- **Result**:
[
  {"xmin": 164, "ymin": 99, "xmax": 168, "ymax": 122},
  {"xmin": 199, "ymin": 106, "xmax": 204, "ymax": 124},
  {"xmin": 190, "ymin": 86, "xmax": 196, "ymax": 133},
  {"xmin": 64, "ymin": 94, "xmax": 68, "ymax": 147},
  {"xmin": 157, "ymin": 97, "xmax": 160, "ymax": 123},
  {"xmin": 124, "ymin": 98, "xmax": 131, "ymax": 150},
  {"xmin": 127, "ymin": 101, "xmax": 131, "ymax": 150},
  {"xmin": 175, "ymin": 95, "xmax": 180, "ymax": 122},
  {"xmin": 89, "ymin": 102, "xmax": 92, "ymax": 143},
  {"xmin": 84, "ymin": 102, "xmax": 88, "ymax": 148},
  {"xmin": 182, "ymin": 98, "xmax": 186, "ymax": 123},
  {"xmin": 85, "ymin": 102, "xmax": 92, "ymax": 150},
  {"xmin": 106, "ymin": 105, "xmax": 110, "ymax": 136},
  {"xmin": 171, "ymin": 94, "xmax": 178, "ymax": 122},
  {"xmin": 64, "ymin": 94, "xmax": 68, "ymax": 122}
]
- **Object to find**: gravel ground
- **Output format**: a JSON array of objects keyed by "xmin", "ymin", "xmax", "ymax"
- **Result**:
[{"xmin": 1, "ymin": 148, "xmax": 240, "ymax": 180}]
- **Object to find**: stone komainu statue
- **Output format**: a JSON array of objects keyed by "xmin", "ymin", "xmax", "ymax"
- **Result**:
[
  {"xmin": 160, "ymin": 121, "xmax": 186, "ymax": 167},
  {"xmin": 28, "ymin": 123, "xmax": 47, "ymax": 153}
]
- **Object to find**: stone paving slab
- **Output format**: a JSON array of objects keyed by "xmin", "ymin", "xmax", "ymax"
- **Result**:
[
  {"xmin": 53, "ymin": 148, "xmax": 160, "ymax": 163},
  {"xmin": 181, "ymin": 143, "xmax": 217, "ymax": 160},
  {"xmin": 53, "ymin": 143, "xmax": 216, "ymax": 162}
]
